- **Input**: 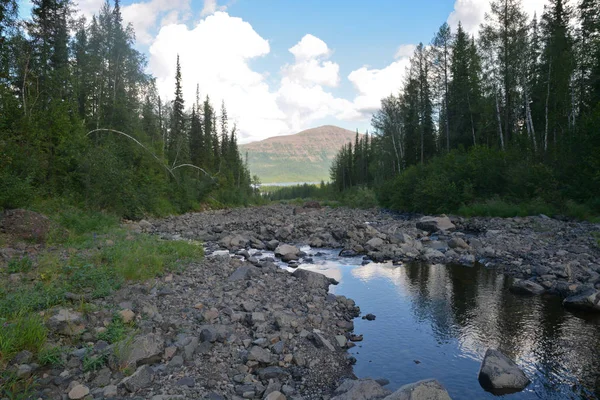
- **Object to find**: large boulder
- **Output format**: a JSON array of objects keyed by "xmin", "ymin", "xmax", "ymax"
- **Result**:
[
  {"xmin": 478, "ymin": 348, "xmax": 530, "ymax": 394},
  {"xmin": 47, "ymin": 309, "xmax": 85, "ymax": 336},
  {"xmin": 120, "ymin": 365, "xmax": 153, "ymax": 392},
  {"xmin": 219, "ymin": 234, "xmax": 249, "ymax": 250},
  {"xmin": 1, "ymin": 209, "xmax": 51, "ymax": 242},
  {"xmin": 121, "ymin": 333, "xmax": 164, "ymax": 368},
  {"xmin": 416, "ymin": 216, "xmax": 456, "ymax": 233},
  {"xmin": 383, "ymin": 379, "xmax": 451, "ymax": 400},
  {"xmin": 510, "ymin": 279, "xmax": 545, "ymax": 295},
  {"xmin": 275, "ymin": 244, "xmax": 301, "ymax": 262},
  {"xmin": 292, "ymin": 268, "xmax": 337, "ymax": 290},
  {"xmin": 563, "ymin": 289, "xmax": 600, "ymax": 312},
  {"xmin": 332, "ymin": 379, "xmax": 392, "ymax": 400}
]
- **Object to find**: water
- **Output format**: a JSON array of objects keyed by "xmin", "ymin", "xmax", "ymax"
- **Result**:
[{"xmin": 283, "ymin": 248, "xmax": 600, "ymax": 400}]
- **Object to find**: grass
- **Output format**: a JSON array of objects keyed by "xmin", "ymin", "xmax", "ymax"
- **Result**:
[{"xmin": 0, "ymin": 202, "xmax": 203, "ymax": 382}]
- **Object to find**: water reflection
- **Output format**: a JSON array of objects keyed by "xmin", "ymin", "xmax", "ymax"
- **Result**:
[{"xmin": 296, "ymin": 253, "xmax": 600, "ymax": 399}]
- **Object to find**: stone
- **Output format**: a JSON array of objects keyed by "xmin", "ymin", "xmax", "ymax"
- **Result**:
[
  {"xmin": 68, "ymin": 384, "xmax": 90, "ymax": 400},
  {"xmin": 510, "ymin": 279, "xmax": 545, "ymax": 295},
  {"xmin": 249, "ymin": 346, "xmax": 272, "ymax": 364},
  {"xmin": 332, "ymin": 379, "xmax": 392, "ymax": 400},
  {"xmin": 366, "ymin": 237, "xmax": 385, "ymax": 250},
  {"xmin": 1, "ymin": 209, "xmax": 51, "ymax": 242},
  {"xmin": 563, "ymin": 289, "xmax": 600, "ymax": 312},
  {"xmin": 119, "ymin": 309, "xmax": 135, "ymax": 323},
  {"xmin": 274, "ymin": 244, "xmax": 300, "ymax": 262},
  {"xmin": 448, "ymin": 237, "xmax": 469, "ymax": 249},
  {"xmin": 92, "ymin": 368, "xmax": 112, "ymax": 387},
  {"xmin": 458, "ymin": 254, "xmax": 475, "ymax": 267},
  {"xmin": 267, "ymin": 240, "xmax": 280, "ymax": 251},
  {"xmin": 47, "ymin": 308, "xmax": 84, "ymax": 336},
  {"xmin": 123, "ymin": 333, "xmax": 164, "ymax": 367},
  {"xmin": 228, "ymin": 265, "xmax": 255, "ymax": 281},
  {"xmin": 292, "ymin": 268, "xmax": 336, "ymax": 290},
  {"xmin": 11, "ymin": 350, "xmax": 33, "ymax": 365},
  {"xmin": 258, "ymin": 366, "xmax": 287, "ymax": 380},
  {"xmin": 167, "ymin": 355, "xmax": 184, "ymax": 370},
  {"xmin": 312, "ymin": 330, "xmax": 335, "ymax": 351},
  {"xmin": 220, "ymin": 234, "xmax": 249, "ymax": 249},
  {"xmin": 265, "ymin": 391, "xmax": 286, "ymax": 400},
  {"xmin": 416, "ymin": 216, "xmax": 456, "ymax": 233},
  {"xmin": 362, "ymin": 313, "xmax": 376, "ymax": 321},
  {"xmin": 176, "ymin": 377, "xmax": 195, "ymax": 387},
  {"xmin": 335, "ymin": 335, "xmax": 347, "ymax": 348},
  {"xmin": 121, "ymin": 365, "xmax": 154, "ymax": 392},
  {"xmin": 103, "ymin": 385, "xmax": 118, "ymax": 398},
  {"xmin": 16, "ymin": 364, "xmax": 32, "ymax": 378},
  {"xmin": 383, "ymin": 379, "xmax": 451, "ymax": 400},
  {"xmin": 478, "ymin": 348, "xmax": 530, "ymax": 394}
]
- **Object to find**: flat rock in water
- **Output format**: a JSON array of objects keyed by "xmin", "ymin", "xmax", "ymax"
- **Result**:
[
  {"xmin": 275, "ymin": 244, "xmax": 300, "ymax": 261},
  {"xmin": 292, "ymin": 268, "xmax": 337, "ymax": 290},
  {"xmin": 510, "ymin": 279, "xmax": 545, "ymax": 295},
  {"xmin": 383, "ymin": 379, "xmax": 451, "ymax": 400},
  {"xmin": 332, "ymin": 379, "xmax": 392, "ymax": 400},
  {"xmin": 478, "ymin": 348, "xmax": 530, "ymax": 394},
  {"xmin": 563, "ymin": 289, "xmax": 600, "ymax": 312}
]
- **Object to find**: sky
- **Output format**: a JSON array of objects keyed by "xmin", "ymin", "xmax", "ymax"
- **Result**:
[{"xmin": 19, "ymin": 0, "xmax": 549, "ymax": 143}]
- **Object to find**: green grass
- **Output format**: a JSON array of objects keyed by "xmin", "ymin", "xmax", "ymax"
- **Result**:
[
  {"xmin": 0, "ymin": 314, "xmax": 47, "ymax": 361},
  {"xmin": 83, "ymin": 351, "xmax": 108, "ymax": 372},
  {"xmin": 6, "ymin": 257, "xmax": 33, "ymax": 274},
  {"xmin": 38, "ymin": 346, "xmax": 65, "ymax": 367},
  {"xmin": 97, "ymin": 314, "xmax": 128, "ymax": 344}
]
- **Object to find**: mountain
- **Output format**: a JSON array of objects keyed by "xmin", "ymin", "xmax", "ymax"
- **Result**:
[{"xmin": 240, "ymin": 125, "xmax": 359, "ymax": 184}]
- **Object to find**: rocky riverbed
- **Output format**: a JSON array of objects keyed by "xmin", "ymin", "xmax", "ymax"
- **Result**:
[{"xmin": 2, "ymin": 204, "xmax": 600, "ymax": 399}]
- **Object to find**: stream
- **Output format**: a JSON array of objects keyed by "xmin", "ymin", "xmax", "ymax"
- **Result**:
[{"xmin": 274, "ymin": 248, "xmax": 600, "ymax": 400}]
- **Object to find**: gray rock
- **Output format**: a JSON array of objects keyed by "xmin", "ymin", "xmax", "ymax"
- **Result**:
[
  {"xmin": 47, "ymin": 309, "xmax": 84, "ymax": 336},
  {"xmin": 167, "ymin": 355, "xmax": 184, "ymax": 370},
  {"xmin": 92, "ymin": 368, "xmax": 112, "ymax": 387},
  {"xmin": 249, "ymin": 346, "xmax": 272, "ymax": 364},
  {"xmin": 68, "ymin": 384, "xmax": 90, "ymax": 399},
  {"xmin": 510, "ymin": 279, "xmax": 545, "ymax": 295},
  {"xmin": 448, "ymin": 237, "xmax": 469, "ymax": 249},
  {"xmin": 563, "ymin": 289, "xmax": 600, "ymax": 312},
  {"xmin": 312, "ymin": 330, "xmax": 335, "ymax": 351},
  {"xmin": 366, "ymin": 237, "xmax": 385, "ymax": 250},
  {"xmin": 11, "ymin": 350, "xmax": 33, "ymax": 365},
  {"xmin": 458, "ymin": 254, "xmax": 475, "ymax": 267},
  {"xmin": 123, "ymin": 333, "xmax": 164, "ymax": 367},
  {"xmin": 332, "ymin": 379, "xmax": 392, "ymax": 400},
  {"xmin": 220, "ymin": 234, "xmax": 249, "ymax": 249},
  {"xmin": 228, "ymin": 265, "xmax": 255, "ymax": 281},
  {"xmin": 103, "ymin": 384, "xmax": 118, "ymax": 398},
  {"xmin": 121, "ymin": 365, "xmax": 154, "ymax": 392},
  {"xmin": 292, "ymin": 268, "xmax": 336, "ymax": 290},
  {"xmin": 383, "ymin": 379, "xmax": 451, "ymax": 400},
  {"xmin": 16, "ymin": 364, "xmax": 32, "ymax": 378},
  {"xmin": 275, "ymin": 244, "xmax": 300, "ymax": 261},
  {"xmin": 266, "ymin": 240, "xmax": 279, "ymax": 251},
  {"xmin": 176, "ymin": 377, "xmax": 195, "ymax": 387},
  {"xmin": 258, "ymin": 366, "xmax": 288, "ymax": 380},
  {"xmin": 265, "ymin": 391, "xmax": 286, "ymax": 400},
  {"xmin": 478, "ymin": 348, "xmax": 530, "ymax": 394},
  {"xmin": 416, "ymin": 216, "xmax": 456, "ymax": 233}
]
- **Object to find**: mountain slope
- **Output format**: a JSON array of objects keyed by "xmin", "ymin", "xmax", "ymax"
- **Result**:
[{"xmin": 240, "ymin": 125, "xmax": 358, "ymax": 183}]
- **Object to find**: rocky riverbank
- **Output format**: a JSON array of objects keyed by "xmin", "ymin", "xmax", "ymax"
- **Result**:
[{"xmin": 1, "ymin": 204, "xmax": 599, "ymax": 400}]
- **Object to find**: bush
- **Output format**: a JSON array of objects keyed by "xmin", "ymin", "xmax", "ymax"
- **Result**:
[{"xmin": 340, "ymin": 187, "xmax": 378, "ymax": 209}]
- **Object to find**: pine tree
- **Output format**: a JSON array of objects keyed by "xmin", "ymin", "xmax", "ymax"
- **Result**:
[
  {"xmin": 168, "ymin": 54, "xmax": 188, "ymax": 166},
  {"xmin": 432, "ymin": 23, "xmax": 452, "ymax": 152}
]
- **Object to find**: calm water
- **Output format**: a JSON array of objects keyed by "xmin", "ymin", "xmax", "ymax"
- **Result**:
[{"xmin": 288, "ymin": 249, "xmax": 600, "ymax": 400}]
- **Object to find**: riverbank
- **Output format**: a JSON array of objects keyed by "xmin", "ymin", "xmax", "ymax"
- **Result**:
[{"xmin": 1, "ymin": 204, "xmax": 599, "ymax": 399}]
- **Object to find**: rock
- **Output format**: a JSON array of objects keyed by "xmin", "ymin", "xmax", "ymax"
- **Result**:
[
  {"xmin": 275, "ymin": 244, "xmax": 300, "ymax": 262},
  {"xmin": 362, "ymin": 313, "xmax": 376, "ymax": 321},
  {"xmin": 138, "ymin": 219, "xmax": 153, "ymax": 232},
  {"xmin": 68, "ymin": 384, "xmax": 90, "ymax": 400},
  {"xmin": 47, "ymin": 308, "xmax": 84, "ymax": 336},
  {"xmin": 416, "ymin": 216, "xmax": 456, "ymax": 233},
  {"xmin": 339, "ymin": 249, "xmax": 358, "ymax": 257},
  {"xmin": 11, "ymin": 350, "xmax": 33, "ymax": 365},
  {"xmin": 167, "ymin": 355, "xmax": 184, "ymax": 370},
  {"xmin": 335, "ymin": 335, "xmax": 347, "ymax": 348},
  {"xmin": 383, "ymin": 379, "xmax": 451, "ymax": 400},
  {"xmin": 448, "ymin": 237, "xmax": 469, "ymax": 249},
  {"xmin": 292, "ymin": 268, "xmax": 336, "ymax": 290},
  {"xmin": 1, "ymin": 209, "xmax": 51, "ymax": 242},
  {"xmin": 228, "ymin": 265, "xmax": 255, "ymax": 281},
  {"xmin": 458, "ymin": 254, "xmax": 475, "ymax": 267},
  {"xmin": 563, "ymin": 289, "xmax": 600, "ymax": 312},
  {"xmin": 123, "ymin": 333, "xmax": 164, "ymax": 367},
  {"xmin": 176, "ymin": 377, "xmax": 195, "ymax": 387},
  {"xmin": 219, "ymin": 234, "xmax": 249, "ymax": 249},
  {"xmin": 103, "ymin": 384, "xmax": 118, "ymax": 398},
  {"xmin": 258, "ymin": 366, "xmax": 287, "ymax": 380},
  {"xmin": 16, "ymin": 364, "xmax": 32, "ymax": 378},
  {"xmin": 249, "ymin": 346, "xmax": 272, "ymax": 364},
  {"xmin": 366, "ymin": 237, "xmax": 385, "ymax": 251},
  {"xmin": 312, "ymin": 330, "xmax": 335, "ymax": 352},
  {"xmin": 265, "ymin": 391, "xmax": 286, "ymax": 400},
  {"xmin": 266, "ymin": 240, "xmax": 279, "ymax": 251},
  {"xmin": 92, "ymin": 367, "xmax": 112, "ymax": 387},
  {"xmin": 121, "ymin": 365, "xmax": 154, "ymax": 392},
  {"xmin": 332, "ymin": 379, "xmax": 392, "ymax": 400},
  {"xmin": 478, "ymin": 348, "xmax": 530, "ymax": 394},
  {"xmin": 510, "ymin": 279, "xmax": 545, "ymax": 295},
  {"xmin": 119, "ymin": 309, "xmax": 135, "ymax": 323}
]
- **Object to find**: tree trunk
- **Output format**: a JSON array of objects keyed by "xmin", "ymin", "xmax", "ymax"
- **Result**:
[
  {"xmin": 495, "ymin": 85, "xmax": 504, "ymax": 150},
  {"xmin": 544, "ymin": 62, "xmax": 551, "ymax": 153}
]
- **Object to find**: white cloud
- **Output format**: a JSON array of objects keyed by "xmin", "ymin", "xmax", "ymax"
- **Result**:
[
  {"xmin": 75, "ymin": 0, "xmax": 105, "ymax": 19},
  {"xmin": 121, "ymin": 0, "xmax": 191, "ymax": 45},
  {"xmin": 395, "ymin": 44, "xmax": 416, "ymax": 59},
  {"xmin": 347, "ymin": 49, "xmax": 413, "ymax": 118},
  {"xmin": 282, "ymin": 34, "xmax": 340, "ymax": 87},
  {"xmin": 448, "ymin": 0, "xmax": 549, "ymax": 35},
  {"xmin": 200, "ymin": 0, "xmax": 227, "ymax": 17}
]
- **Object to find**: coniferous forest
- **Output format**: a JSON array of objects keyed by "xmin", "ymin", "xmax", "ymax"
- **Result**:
[
  {"xmin": 331, "ymin": 0, "xmax": 600, "ymax": 217},
  {"xmin": 0, "ymin": 0, "xmax": 255, "ymax": 218}
]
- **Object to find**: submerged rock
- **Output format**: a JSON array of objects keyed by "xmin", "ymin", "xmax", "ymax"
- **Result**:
[
  {"xmin": 510, "ymin": 279, "xmax": 546, "ymax": 295},
  {"xmin": 383, "ymin": 379, "xmax": 452, "ymax": 400},
  {"xmin": 478, "ymin": 348, "xmax": 530, "ymax": 394},
  {"xmin": 563, "ymin": 289, "xmax": 600, "ymax": 312}
]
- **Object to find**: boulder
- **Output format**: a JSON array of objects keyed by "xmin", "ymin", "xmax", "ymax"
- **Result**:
[
  {"xmin": 332, "ymin": 379, "xmax": 392, "ymax": 400},
  {"xmin": 265, "ymin": 391, "xmax": 286, "ymax": 400},
  {"xmin": 219, "ymin": 234, "xmax": 249, "ymax": 250},
  {"xmin": 275, "ymin": 244, "xmax": 300, "ymax": 262},
  {"xmin": 416, "ymin": 216, "xmax": 455, "ymax": 233},
  {"xmin": 228, "ymin": 265, "xmax": 256, "ymax": 282},
  {"xmin": 478, "ymin": 348, "xmax": 530, "ymax": 394},
  {"xmin": 257, "ymin": 366, "xmax": 287, "ymax": 380},
  {"xmin": 47, "ymin": 309, "xmax": 84, "ymax": 336},
  {"xmin": 510, "ymin": 279, "xmax": 545, "ymax": 295},
  {"xmin": 366, "ymin": 237, "xmax": 385, "ymax": 251},
  {"xmin": 383, "ymin": 379, "xmax": 451, "ymax": 400},
  {"xmin": 563, "ymin": 289, "xmax": 600, "ymax": 312},
  {"xmin": 292, "ymin": 268, "xmax": 337, "ymax": 290},
  {"xmin": 121, "ymin": 365, "xmax": 154, "ymax": 392},
  {"xmin": 68, "ymin": 384, "xmax": 90, "ymax": 400},
  {"xmin": 1, "ymin": 209, "xmax": 51, "ymax": 242},
  {"xmin": 122, "ymin": 333, "xmax": 164, "ymax": 367}
]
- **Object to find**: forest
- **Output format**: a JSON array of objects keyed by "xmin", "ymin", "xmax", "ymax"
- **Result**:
[
  {"xmin": 330, "ymin": 0, "xmax": 600, "ymax": 218},
  {"xmin": 0, "ymin": 0, "xmax": 256, "ymax": 218}
]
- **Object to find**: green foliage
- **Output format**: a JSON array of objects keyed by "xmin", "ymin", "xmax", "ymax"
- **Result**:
[
  {"xmin": 339, "ymin": 187, "xmax": 378, "ymax": 209},
  {"xmin": 0, "ymin": 314, "xmax": 47, "ymax": 362},
  {"xmin": 7, "ymin": 257, "xmax": 33, "ymax": 274},
  {"xmin": 457, "ymin": 198, "xmax": 556, "ymax": 218},
  {"xmin": 37, "ymin": 346, "xmax": 65, "ymax": 367},
  {"xmin": 83, "ymin": 351, "xmax": 108, "ymax": 372},
  {"xmin": 97, "ymin": 314, "xmax": 128, "ymax": 344},
  {"xmin": 0, "ymin": 370, "xmax": 36, "ymax": 400}
]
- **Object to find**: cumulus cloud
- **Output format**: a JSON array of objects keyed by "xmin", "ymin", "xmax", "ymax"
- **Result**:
[
  {"xmin": 448, "ymin": 0, "xmax": 549, "ymax": 35},
  {"xmin": 282, "ymin": 34, "xmax": 340, "ymax": 87},
  {"xmin": 121, "ymin": 0, "xmax": 191, "ymax": 45},
  {"xmin": 200, "ymin": 0, "xmax": 227, "ymax": 17}
]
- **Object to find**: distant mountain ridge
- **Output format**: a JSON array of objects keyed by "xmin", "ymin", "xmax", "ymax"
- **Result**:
[{"xmin": 240, "ymin": 125, "xmax": 359, "ymax": 184}]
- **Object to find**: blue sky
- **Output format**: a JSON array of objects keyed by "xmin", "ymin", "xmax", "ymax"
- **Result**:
[{"xmin": 18, "ymin": 0, "xmax": 547, "ymax": 142}]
